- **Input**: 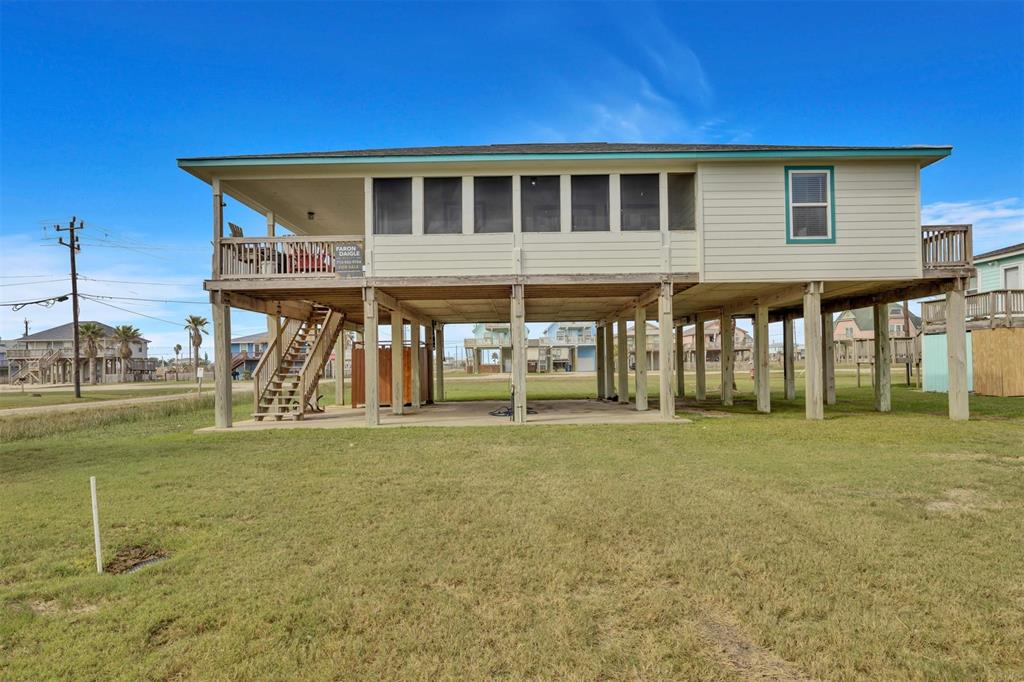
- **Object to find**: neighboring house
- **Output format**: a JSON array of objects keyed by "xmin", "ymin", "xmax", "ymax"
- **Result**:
[
  {"xmin": 680, "ymin": 319, "xmax": 753, "ymax": 364},
  {"xmin": 181, "ymin": 141, "xmax": 975, "ymax": 424},
  {"xmin": 834, "ymin": 304, "xmax": 922, "ymax": 340},
  {"xmin": 6, "ymin": 321, "xmax": 155, "ymax": 384},
  {"xmin": 464, "ymin": 323, "xmax": 514, "ymax": 373},
  {"xmin": 920, "ymin": 241, "xmax": 1024, "ymax": 396},
  {"xmin": 968, "ymin": 242, "xmax": 1024, "ymax": 293},
  {"xmin": 543, "ymin": 322, "xmax": 596, "ymax": 372},
  {"xmin": 0, "ymin": 339, "xmax": 9, "ymax": 383},
  {"xmin": 230, "ymin": 332, "xmax": 269, "ymax": 376}
]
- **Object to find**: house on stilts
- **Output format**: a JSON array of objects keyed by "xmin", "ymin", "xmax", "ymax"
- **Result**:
[{"xmin": 177, "ymin": 142, "xmax": 974, "ymax": 427}]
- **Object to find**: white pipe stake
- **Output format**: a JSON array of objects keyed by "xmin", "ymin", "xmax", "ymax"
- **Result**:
[{"xmin": 90, "ymin": 476, "xmax": 102, "ymax": 573}]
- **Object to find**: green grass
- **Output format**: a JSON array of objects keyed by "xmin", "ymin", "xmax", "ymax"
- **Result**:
[
  {"xmin": 0, "ymin": 385, "xmax": 212, "ymax": 410},
  {"xmin": 1, "ymin": 376, "xmax": 1022, "ymax": 680}
]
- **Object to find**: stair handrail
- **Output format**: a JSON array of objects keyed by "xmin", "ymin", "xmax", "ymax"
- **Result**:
[
  {"xmin": 252, "ymin": 317, "xmax": 304, "ymax": 412},
  {"xmin": 297, "ymin": 310, "xmax": 344, "ymax": 414}
]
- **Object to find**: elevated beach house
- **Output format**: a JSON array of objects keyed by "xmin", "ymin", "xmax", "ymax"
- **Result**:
[{"xmin": 178, "ymin": 142, "xmax": 974, "ymax": 426}]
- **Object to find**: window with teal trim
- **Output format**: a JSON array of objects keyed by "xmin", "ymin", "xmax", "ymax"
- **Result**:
[{"xmin": 786, "ymin": 168, "xmax": 833, "ymax": 241}]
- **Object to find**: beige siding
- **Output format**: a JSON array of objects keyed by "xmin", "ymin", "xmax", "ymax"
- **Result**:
[
  {"xmin": 522, "ymin": 232, "xmax": 663, "ymax": 275},
  {"xmin": 702, "ymin": 161, "xmax": 922, "ymax": 282},
  {"xmin": 670, "ymin": 231, "xmax": 698, "ymax": 272},
  {"xmin": 373, "ymin": 234, "xmax": 514, "ymax": 277}
]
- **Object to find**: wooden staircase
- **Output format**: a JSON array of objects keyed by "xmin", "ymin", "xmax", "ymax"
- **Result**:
[
  {"xmin": 252, "ymin": 305, "xmax": 344, "ymax": 421},
  {"xmin": 10, "ymin": 348, "xmax": 62, "ymax": 384}
]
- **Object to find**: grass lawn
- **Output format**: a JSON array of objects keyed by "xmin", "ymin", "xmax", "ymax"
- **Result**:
[
  {"xmin": 0, "ymin": 385, "xmax": 211, "ymax": 410},
  {"xmin": 1, "ymin": 376, "xmax": 1022, "ymax": 679}
]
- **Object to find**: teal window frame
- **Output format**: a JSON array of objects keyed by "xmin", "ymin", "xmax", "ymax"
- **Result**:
[{"xmin": 785, "ymin": 165, "xmax": 836, "ymax": 244}]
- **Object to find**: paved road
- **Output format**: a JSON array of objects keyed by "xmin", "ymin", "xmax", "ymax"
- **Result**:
[{"xmin": 0, "ymin": 386, "xmax": 251, "ymax": 417}]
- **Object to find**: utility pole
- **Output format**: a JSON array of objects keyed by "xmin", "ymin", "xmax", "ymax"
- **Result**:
[{"xmin": 56, "ymin": 217, "xmax": 83, "ymax": 398}]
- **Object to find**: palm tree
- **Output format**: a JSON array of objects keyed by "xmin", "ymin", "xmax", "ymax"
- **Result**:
[
  {"xmin": 110, "ymin": 325, "xmax": 142, "ymax": 382},
  {"xmin": 173, "ymin": 343, "xmax": 183, "ymax": 380},
  {"xmin": 184, "ymin": 315, "xmax": 209, "ymax": 380},
  {"xmin": 78, "ymin": 322, "xmax": 106, "ymax": 385}
]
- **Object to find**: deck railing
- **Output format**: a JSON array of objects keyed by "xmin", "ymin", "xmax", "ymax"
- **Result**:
[
  {"xmin": 921, "ymin": 224, "xmax": 973, "ymax": 270},
  {"xmin": 921, "ymin": 289, "xmax": 1024, "ymax": 332},
  {"xmin": 219, "ymin": 236, "xmax": 364, "ymax": 279}
]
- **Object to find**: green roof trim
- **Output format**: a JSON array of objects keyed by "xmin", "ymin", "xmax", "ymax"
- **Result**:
[{"xmin": 178, "ymin": 148, "xmax": 952, "ymax": 168}]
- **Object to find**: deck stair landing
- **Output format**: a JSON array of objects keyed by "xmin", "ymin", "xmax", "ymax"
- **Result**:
[{"xmin": 252, "ymin": 305, "xmax": 344, "ymax": 421}]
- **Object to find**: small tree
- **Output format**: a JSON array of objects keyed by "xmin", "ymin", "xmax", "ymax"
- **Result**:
[
  {"xmin": 78, "ymin": 322, "xmax": 106, "ymax": 385},
  {"xmin": 184, "ymin": 315, "xmax": 209, "ymax": 380},
  {"xmin": 110, "ymin": 325, "xmax": 143, "ymax": 383},
  {"xmin": 173, "ymin": 343, "xmax": 183, "ymax": 380}
]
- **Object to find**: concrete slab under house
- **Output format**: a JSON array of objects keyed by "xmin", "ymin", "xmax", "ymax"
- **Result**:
[{"xmin": 177, "ymin": 142, "xmax": 975, "ymax": 429}]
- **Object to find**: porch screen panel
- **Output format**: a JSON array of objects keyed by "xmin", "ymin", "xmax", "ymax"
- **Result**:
[
  {"xmin": 620, "ymin": 174, "xmax": 660, "ymax": 231},
  {"xmin": 571, "ymin": 175, "xmax": 610, "ymax": 231},
  {"xmin": 668, "ymin": 173, "xmax": 696, "ymax": 230},
  {"xmin": 474, "ymin": 176, "xmax": 513, "ymax": 233},
  {"xmin": 424, "ymin": 177, "xmax": 462, "ymax": 234},
  {"xmin": 373, "ymin": 178, "xmax": 412, "ymax": 235},
  {"xmin": 521, "ymin": 176, "xmax": 560, "ymax": 232}
]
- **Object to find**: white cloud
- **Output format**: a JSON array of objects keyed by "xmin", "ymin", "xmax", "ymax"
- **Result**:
[
  {"xmin": 922, "ymin": 197, "xmax": 1024, "ymax": 253},
  {"xmin": 511, "ymin": 7, "xmax": 750, "ymax": 145}
]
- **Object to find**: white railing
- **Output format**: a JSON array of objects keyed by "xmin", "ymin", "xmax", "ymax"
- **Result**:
[
  {"xmin": 922, "ymin": 224, "xmax": 973, "ymax": 269},
  {"xmin": 219, "ymin": 236, "xmax": 363, "ymax": 279},
  {"xmin": 252, "ymin": 317, "xmax": 304, "ymax": 412}
]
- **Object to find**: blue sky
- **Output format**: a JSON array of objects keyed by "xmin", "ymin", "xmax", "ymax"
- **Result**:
[{"xmin": 2, "ymin": 1, "xmax": 1022, "ymax": 355}]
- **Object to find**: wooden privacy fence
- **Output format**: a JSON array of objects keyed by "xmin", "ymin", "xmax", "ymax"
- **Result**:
[
  {"xmin": 219, "ymin": 236, "xmax": 363, "ymax": 278},
  {"xmin": 921, "ymin": 224, "xmax": 972, "ymax": 269},
  {"xmin": 350, "ymin": 343, "xmax": 429, "ymax": 407}
]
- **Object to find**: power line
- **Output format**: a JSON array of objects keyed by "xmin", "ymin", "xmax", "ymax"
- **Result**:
[
  {"xmin": 79, "ymin": 294, "xmax": 184, "ymax": 326},
  {"xmin": 0, "ymin": 278, "xmax": 75, "ymax": 286},
  {"xmin": 82, "ymin": 292, "xmax": 209, "ymax": 305},
  {"xmin": 0, "ymin": 293, "xmax": 71, "ymax": 309},
  {"xmin": 79, "ymin": 275, "xmax": 198, "ymax": 287}
]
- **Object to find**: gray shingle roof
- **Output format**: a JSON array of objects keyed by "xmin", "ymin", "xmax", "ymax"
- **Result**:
[
  {"xmin": 231, "ymin": 332, "xmax": 268, "ymax": 344},
  {"xmin": 974, "ymin": 242, "xmax": 1024, "ymax": 262},
  {"xmin": 178, "ymin": 142, "xmax": 952, "ymax": 163},
  {"xmin": 838, "ymin": 305, "xmax": 921, "ymax": 333},
  {"xmin": 17, "ymin": 321, "xmax": 150, "ymax": 343}
]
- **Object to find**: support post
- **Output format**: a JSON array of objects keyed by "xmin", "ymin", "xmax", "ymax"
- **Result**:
[
  {"xmin": 635, "ymin": 306, "xmax": 648, "ymax": 411},
  {"xmin": 946, "ymin": 282, "xmax": 969, "ymax": 421},
  {"xmin": 391, "ymin": 312, "xmax": 404, "ymax": 415},
  {"xmin": 617, "ymin": 317, "xmax": 629, "ymax": 404},
  {"xmin": 695, "ymin": 313, "xmax": 706, "ymax": 401},
  {"xmin": 363, "ymin": 288, "xmax": 379, "ymax": 426},
  {"xmin": 425, "ymin": 322, "xmax": 434, "ymax": 404},
  {"xmin": 720, "ymin": 310, "xmax": 733, "ymax": 406},
  {"xmin": 435, "ymin": 324, "xmax": 445, "ymax": 401},
  {"xmin": 410, "ymin": 322, "xmax": 421, "ymax": 409},
  {"xmin": 596, "ymin": 323, "xmax": 606, "ymax": 399},
  {"xmin": 334, "ymin": 332, "xmax": 345, "ymax": 405},
  {"xmin": 212, "ymin": 295, "xmax": 232, "ymax": 428},
  {"xmin": 603, "ymin": 322, "xmax": 615, "ymax": 399},
  {"xmin": 803, "ymin": 282, "xmax": 824, "ymax": 420},
  {"xmin": 873, "ymin": 303, "xmax": 891, "ymax": 412},
  {"xmin": 755, "ymin": 301, "xmax": 770, "ymax": 413},
  {"xmin": 675, "ymin": 322, "xmax": 685, "ymax": 399},
  {"xmin": 823, "ymin": 311, "xmax": 836, "ymax": 405},
  {"xmin": 511, "ymin": 284, "xmax": 527, "ymax": 423},
  {"xmin": 658, "ymin": 281, "xmax": 674, "ymax": 419},
  {"xmin": 783, "ymin": 314, "xmax": 796, "ymax": 400}
]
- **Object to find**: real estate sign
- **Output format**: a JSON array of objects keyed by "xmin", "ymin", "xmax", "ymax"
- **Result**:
[{"xmin": 335, "ymin": 243, "xmax": 363, "ymax": 277}]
